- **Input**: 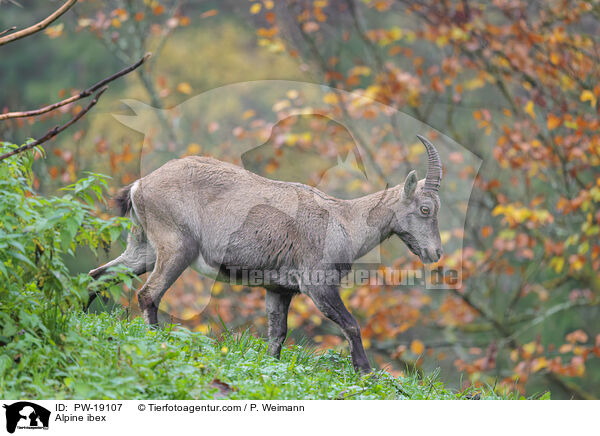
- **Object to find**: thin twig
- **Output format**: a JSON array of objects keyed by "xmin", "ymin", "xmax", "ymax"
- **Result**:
[
  {"xmin": 0, "ymin": 26, "xmax": 16, "ymax": 37},
  {"xmin": 0, "ymin": 52, "xmax": 151, "ymax": 121},
  {"xmin": 0, "ymin": 87, "xmax": 107, "ymax": 162},
  {"xmin": 0, "ymin": 0, "xmax": 78, "ymax": 46},
  {"xmin": 345, "ymin": 0, "xmax": 385, "ymax": 70}
]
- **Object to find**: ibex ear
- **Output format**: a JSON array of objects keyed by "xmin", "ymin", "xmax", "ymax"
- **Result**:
[{"xmin": 403, "ymin": 170, "xmax": 418, "ymax": 200}]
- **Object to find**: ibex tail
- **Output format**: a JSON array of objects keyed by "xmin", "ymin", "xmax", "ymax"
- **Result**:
[{"xmin": 114, "ymin": 183, "xmax": 134, "ymax": 217}]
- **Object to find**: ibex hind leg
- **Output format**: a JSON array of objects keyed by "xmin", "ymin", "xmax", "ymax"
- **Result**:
[
  {"xmin": 136, "ymin": 235, "xmax": 198, "ymax": 325},
  {"xmin": 266, "ymin": 289, "xmax": 293, "ymax": 358},
  {"xmin": 89, "ymin": 222, "xmax": 155, "ymax": 278},
  {"xmin": 87, "ymin": 226, "xmax": 156, "ymax": 309}
]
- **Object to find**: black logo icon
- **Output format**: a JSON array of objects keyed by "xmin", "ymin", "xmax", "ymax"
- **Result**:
[{"xmin": 2, "ymin": 402, "xmax": 50, "ymax": 433}]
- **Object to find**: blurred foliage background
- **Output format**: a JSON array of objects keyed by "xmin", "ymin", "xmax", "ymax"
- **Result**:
[{"xmin": 1, "ymin": 0, "xmax": 599, "ymax": 399}]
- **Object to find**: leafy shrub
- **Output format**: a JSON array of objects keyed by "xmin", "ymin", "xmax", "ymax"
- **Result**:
[{"xmin": 0, "ymin": 142, "xmax": 130, "ymax": 346}]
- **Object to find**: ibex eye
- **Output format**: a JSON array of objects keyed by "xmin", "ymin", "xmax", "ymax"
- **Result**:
[{"xmin": 420, "ymin": 206, "xmax": 430, "ymax": 215}]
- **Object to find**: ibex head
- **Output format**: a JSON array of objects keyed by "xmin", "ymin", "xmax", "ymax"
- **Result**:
[{"xmin": 390, "ymin": 135, "xmax": 444, "ymax": 264}]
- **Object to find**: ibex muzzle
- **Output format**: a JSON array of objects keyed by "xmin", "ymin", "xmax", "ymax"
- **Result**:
[{"xmin": 89, "ymin": 135, "xmax": 444, "ymax": 373}]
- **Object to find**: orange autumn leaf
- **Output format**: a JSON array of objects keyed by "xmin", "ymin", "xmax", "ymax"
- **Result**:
[
  {"xmin": 176, "ymin": 82, "xmax": 193, "ymax": 95},
  {"xmin": 410, "ymin": 339, "xmax": 425, "ymax": 355},
  {"xmin": 566, "ymin": 330, "xmax": 588, "ymax": 343},
  {"xmin": 200, "ymin": 10, "xmax": 217, "ymax": 19},
  {"xmin": 257, "ymin": 27, "xmax": 278, "ymax": 38},
  {"xmin": 112, "ymin": 8, "xmax": 128, "ymax": 19},
  {"xmin": 250, "ymin": 3, "xmax": 262, "ymax": 14},
  {"xmin": 242, "ymin": 109, "xmax": 255, "ymax": 120},
  {"xmin": 524, "ymin": 100, "xmax": 536, "ymax": 119},
  {"xmin": 481, "ymin": 226, "xmax": 493, "ymax": 238},
  {"xmin": 323, "ymin": 92, "xmax": 338, "ymax": 104},
  {"xmin": 186, "ymin": 143, "xmax": 202, "ymax": 155},
  {"xmin": 45, "ymin": 23, "xmax": 64, "ymax": 38},
  {"xmin": 547, "ymin": 114, "xmax": 562, "ymax": 130},
  {"xmin": 431, "ymin": 76, "xmax": 445, "ymax": 93},
  {"xmin": 559, "ymin": 344, "xmax": 573, "ymax": 353},
  {"xmin": 580, "ymin": 89, "xmax": 597, "ymax": 108},
  {"xmin": 532, "ymin": 357, "xmax": 548, "ymax": 372}
]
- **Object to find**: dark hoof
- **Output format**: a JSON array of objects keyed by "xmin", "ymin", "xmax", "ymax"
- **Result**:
[{"xmin": 357, "ymin": 366, "xmax": 373, "ymax": 376}]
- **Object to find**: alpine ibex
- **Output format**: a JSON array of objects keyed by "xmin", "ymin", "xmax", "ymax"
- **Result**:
[{"xmin": 89, "ymin": 135, "xmax": 443, "ymax": 373}]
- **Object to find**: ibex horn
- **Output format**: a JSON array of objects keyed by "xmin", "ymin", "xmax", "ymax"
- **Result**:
[{"xmin": 417, "ymin": 134, "xmax": 443, "ymax": 192}]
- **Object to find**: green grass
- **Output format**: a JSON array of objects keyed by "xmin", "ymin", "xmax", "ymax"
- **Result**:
[{"xmin": 0, "ymin": 311, "xmax": 514, "ymax": 400}]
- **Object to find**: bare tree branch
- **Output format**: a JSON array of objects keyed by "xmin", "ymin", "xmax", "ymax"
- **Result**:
[
  {"xmin": 0, "ymin": 0, "xmax": 77, "ymax": 46},
  {"xmin": 0, "ymin": 26, "xmax": 16, "ymax": 37},
  {"xmin": 0, "ymin": 52, "xmax": 152, "ymax": 121},
  {"xmin": 0, "ymin": 87, "xmax": 107, "ymax": 162}
]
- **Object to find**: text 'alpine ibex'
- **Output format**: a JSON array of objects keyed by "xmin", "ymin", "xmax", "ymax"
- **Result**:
[{"xmin": 89, "ymin": 135, "xmax": 444, "ymax": 373}]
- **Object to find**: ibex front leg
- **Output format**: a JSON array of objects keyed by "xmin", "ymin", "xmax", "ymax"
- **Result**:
[
  {"xmin": 304, "ymin": 284, "xmax": 371, "ymax": 374},
  {"xmin": 265, "ymin": 289, "xmax": 292, "ymax": 358}
]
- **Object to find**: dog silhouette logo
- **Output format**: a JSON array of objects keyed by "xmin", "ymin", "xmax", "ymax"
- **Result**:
[{"xmin": 2, "ymin": 402, "xmax": 50, "ymax": 433}]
